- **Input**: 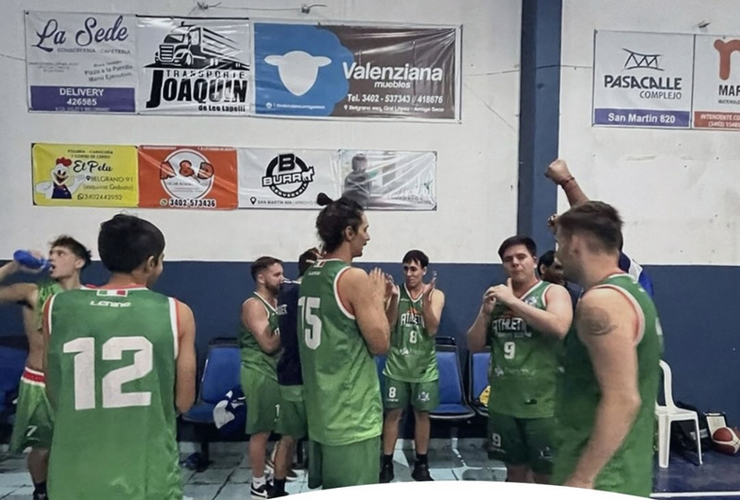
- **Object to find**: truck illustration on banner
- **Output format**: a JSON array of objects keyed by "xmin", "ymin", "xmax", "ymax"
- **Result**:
[{"xmin": 154, "ymin": 22, "xmax": 248, "ymax": 69}]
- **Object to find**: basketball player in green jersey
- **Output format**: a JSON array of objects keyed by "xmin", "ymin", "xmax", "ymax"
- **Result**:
[
  {"xmin": 0, "ymin": 236, "xmax": 90, "ymax": 500},
  {"xmin": 380, "ymin": 250, "xmax": 445, "ymax": 483},
  {"xmin": 467, "ymin": 236, "xmax": 573, "ymax": 484},
  {"xmin": 239, "ymin": 256, "xmax": 284, "ymax": 499},
  {"xmin": 299, "ymin": 193, "xmax": 390, "ymax": 490},
  {"xmin": 552, "ymin": 202, "xmax": 662, "ymax": 497},
  {"xmin": 43, "ymin": 214, "xmax": 196, "ymax": 500}
]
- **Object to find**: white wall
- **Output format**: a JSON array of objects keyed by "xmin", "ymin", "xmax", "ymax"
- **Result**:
[
  {"xmin": 0, "ymin": 0, "xmax": 522, "ymax": 263},
  {"xmin": 560, "ymin": 0, "xmax": 740, "ymax": 265}
]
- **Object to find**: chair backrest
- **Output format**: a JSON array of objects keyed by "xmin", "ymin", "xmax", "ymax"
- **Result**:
[
  {"xmin": 200, "ymin": 344, "xmax": 242, "ymax": 404},
  {"xmin": 437, "ymin": 345, "xmax": 465, "ymax": 404},
  {"xmin": 658, "ymin": 359, "xmax": 677, "ymax": 410},
  {"xmin": 470, "ymin": 352, "xmax": 490, "ymax": 401}
]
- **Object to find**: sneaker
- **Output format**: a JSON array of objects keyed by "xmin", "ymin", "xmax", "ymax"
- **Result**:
[
  {"xmin": 251, "ymin": 481, "xmax": 276, "ymax": 499},
  {"xmin": 379, "ymin": 461, "xmax": 394, "ymax": 483},
  {"xmin": 286, "ymin": 468, "xmax": 298, "ymax": 482},
  {"xmin": 274, "ymin": 491, "xmax": 290, "ymax": 498},
  {"xmin": 33, "ymin": 493, "xmax": 48, "ymax": 500},
  {"xmin": 411, "ymin": 462, "xmax": 434, "ymax": 481}
]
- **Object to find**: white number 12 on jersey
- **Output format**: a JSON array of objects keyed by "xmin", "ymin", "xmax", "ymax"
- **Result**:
[
  {"xmin": 298, "ymin": 296, "xmax": 322, "ymax": 349},
  {"xmin": 63, "ymin": 336, "xmax": 153, "ymax": 411}
]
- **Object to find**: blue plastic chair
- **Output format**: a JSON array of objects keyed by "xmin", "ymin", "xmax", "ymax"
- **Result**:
[
  {"xmin": 469, "ymin": 352, "xmax": 490, "ymax": 416},
  {"xmin": 430, "ymin": 342, "xmax": 475, "ymax": 421}
]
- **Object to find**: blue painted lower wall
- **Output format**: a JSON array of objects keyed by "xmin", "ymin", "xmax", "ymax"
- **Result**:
[{"xmin": 1, "ymin": 261, "xmax": 738, "ymax": 424}]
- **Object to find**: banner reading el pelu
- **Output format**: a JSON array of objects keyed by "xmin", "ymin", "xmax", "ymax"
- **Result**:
[
  {"xmin": 252, "ymin": 23, "xmax": 459, "ymax": 121},
  {"xmin": 238, "ymin": 148, "xmax": 436, "ymax": 210},
  {"xmin": 32, "ymin": 144, "xmax": 138, "ymax": 206}
]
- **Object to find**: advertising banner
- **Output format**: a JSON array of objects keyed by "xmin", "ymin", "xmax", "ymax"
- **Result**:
[
  {"xmin": 137, "ymin": 17, "xmax": 251, "ymax": 115},
  {"xmin": 338, "ymin": 150, "xmax": 437, "ymax": 210},
  {"xmin": 138, "ymin": 145, "xmax": 238, "ymax": 209},
  {"xmin": 25, "ymin": 12, "xmax": 137, "ymax": 113},
  {"xmin": 593, "ymin": 30, "xmax": 694, "ymax": 128},
  {"xmin": 253, "ymin": 23, "xmax": 459, "ymax": 120},
  {"xmin": 32, "ymin": 143, "xmax": 138, "ymax": 206},
  {"xmin": 692, "ymin": 35, "xmax": 740, "ymax": 130}
]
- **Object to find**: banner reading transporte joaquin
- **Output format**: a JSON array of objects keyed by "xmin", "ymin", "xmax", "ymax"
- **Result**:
[
  {"xmin": 238, "ymin": 148, "xmax": 436, "ymax": 210},
  {"xmin": 25, "ymin": 12, "xmax": 137, "ymax": 113},
  {"xmin": 253, "ymin": 23, "xmax": 459, "ymax": 121},
  {"xmin": 32, "ymin": 143, "xmax": 138, "ymax": 206},
  {"xmin": 137, "ymin": 16, "xmax": 251, "ymax": 115},
  {"xmin": 593, "ymin": 30, "xmax": 694, "ymax": 128}
]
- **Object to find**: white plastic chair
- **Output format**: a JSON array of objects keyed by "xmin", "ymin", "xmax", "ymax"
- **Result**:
[{"xmin": 655, "ymin": 359, "xmax": 703, "ymax": 468}]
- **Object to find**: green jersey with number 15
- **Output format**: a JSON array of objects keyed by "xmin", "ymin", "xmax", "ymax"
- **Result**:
[
  {"xmin": 46, "ymin": 286, "xmax": 182, "ymax": 500},
  {"xmin": 298, "ymin": 259, "xmax": 382, "ymax": 446}
]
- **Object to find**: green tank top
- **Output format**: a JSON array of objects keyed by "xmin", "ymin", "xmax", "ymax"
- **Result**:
[
  {"xmin": 35, "ymin": 280, "xmax": 63, "ymax": 330},
  {"xmin": 45, "ymin": 286, "xmax": 182, "ymax": 500},
  {"xmin": 298, "ymin": 259, "xmax": 382, "ymax": 446},
  {"xmin": 553, "ymin": 274, "xmax": 662, "ymax": 497},
  {"xmin": 238, "ymin": 292, "xmax": 280, "ymax": 380},
  {"xmin": 487, "ymin": 280, "xmax": 561, "ymax": 418},
  {"xmin": 383, "ymin": 285, "xmax": 439, "ymax": 383}
]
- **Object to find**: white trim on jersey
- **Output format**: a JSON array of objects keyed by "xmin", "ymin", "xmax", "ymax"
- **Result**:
[
  {"xmin": 518, "ymin": 280, "xmax": 544, "ymax": 303},
  {"xmin": 592, "ymin": 284, "xmax": 646, "ymax": 345},
  {"xmin": 540, "ymin": 283, "xmax": 553, "ymax": 308},
  {"xmin": 46, "ymin": 293, "xmax": 57, "ymax": 336},
  {"xmin": 168, "ymin": 297, "xmax": 179, "ymax": 359},
  {"xmin": 253, "ymin": 292, "xmax": 278, "ymax": 313},
  {"xmin": 333, "ymin": 266, "xmax": 356, "ymax": 320},
  {"xmin": 404, "ymin": 284, "xmax": 423, "ymax": 303}
]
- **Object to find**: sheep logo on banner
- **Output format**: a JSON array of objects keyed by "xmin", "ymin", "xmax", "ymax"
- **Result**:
[{"xmin": 265, "ymin": 51, "xmax": 331, "ymax": 96}]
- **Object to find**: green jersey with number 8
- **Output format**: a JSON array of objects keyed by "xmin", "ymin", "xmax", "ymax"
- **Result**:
[
  {"xmin": 45, "ymin": 286, "xmax": 182, "ymax": 500},
  {"xmin": 383, "ymin": 285, "xmax": 439, "ymax": 383},
  {"xmin": 298, "ymin": 259, "xmax": 382, "ymax": 446},
  {"xmin": 487, "ymin": 280, "xmax": 561, "ymax": 419}
]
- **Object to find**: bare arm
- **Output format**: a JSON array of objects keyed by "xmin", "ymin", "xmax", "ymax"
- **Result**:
[
  {"xmin": 467, "ymin": 287, "xmax": 495, "ymax": 352},
  {"xmin": 545, "ymin": 159, "xmax": 590, "ymax": 207},
  {"xmin": 421, "ymin": 289, "xmax": 445, "ymax": 336},
  {"xmin": 0, "ymin": 262, "xmax": 38, "ymax": 305},
  {"xmin": 500, "ymin": 284, "xmax": 573, "ymax": 339},
  {"xmin": 566, "ymin": 289, "xmax": 641, "ymax": 486},
  {"xmin": 175, "ymin": 301, "xmax": 197, "ymax": 414},
  {"xmin": 341, "ymin": 268, "xmax": 390, "ymax": 355},
  {"xmin": 385, "ymin": 294, "xmax": 399, "ymax": 332},
  {"xmin": 242, "ymin": 299, "xmax": 281, "ymax": 354}
]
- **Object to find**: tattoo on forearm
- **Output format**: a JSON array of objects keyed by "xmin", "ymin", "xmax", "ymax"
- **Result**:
[{"xmin": 579, "ymin": 306, "xmax": 616, "ymax": 336}]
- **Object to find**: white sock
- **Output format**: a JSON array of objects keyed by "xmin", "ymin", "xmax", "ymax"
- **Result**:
[{"xmin": 253, "ymin": 474, "xmax": 266, "ymax": 488}]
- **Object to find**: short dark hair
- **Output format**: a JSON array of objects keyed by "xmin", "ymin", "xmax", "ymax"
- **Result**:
[
  {"xmin": 498, "ymin": 236, "xmax": 537, "ymax": 260},
  {"xmin": 298, "ymin": 248, "xmax": 320, "ymax": 277},
  {"xmin": 402, "ymin": 250, "xmax": 429, "ymax": 268},
  {"xmin": 98, "ymin": 214, "xmax": 165, "ymax": 274},
  {"xmin": 251, "ymin": 256, "xmax": 283, "ymax": 281},
  {"xmin": 557, "ymin": 201, "xmax": 623, "ymax": 253},
  {"xmin": 315, "ymin": 193, "xmax": 364, "ymax": 253},
  {"xmin": 539, "ymin": 250, "xmax": 556, "ymax": 268},
  {"xmin": 50, "ymin": 235, "xmax": 92, "ymax": 269}
]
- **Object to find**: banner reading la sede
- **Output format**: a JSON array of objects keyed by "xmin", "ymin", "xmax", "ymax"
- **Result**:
[
  {"xmin": 25, "ymin": 12, "xmax": 137, "ymax": 113},
  {"xmin": 253, "ymin": 23, "xmax": 459, "ymax": 121},
  {"xmin": 592, "ymin": 30, "xmax": 694, "ymax": 128}
]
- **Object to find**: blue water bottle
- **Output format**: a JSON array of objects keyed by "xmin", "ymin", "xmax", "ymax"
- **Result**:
[{"xmin": 13, "ymin": 250, "xmax": 51, "ymax": 271}]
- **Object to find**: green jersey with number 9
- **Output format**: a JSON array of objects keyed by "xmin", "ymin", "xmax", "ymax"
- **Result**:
[
  {"xmin": 45, "ymin": 286, "xmax": 182, "ymax": 500},
  {"xmin": 487, "ymin": 280, "xmax": 561, "ymax": 419},
  {"xmin": 297, "ymin": 259, "xmax": 382, "ymax": 446}
]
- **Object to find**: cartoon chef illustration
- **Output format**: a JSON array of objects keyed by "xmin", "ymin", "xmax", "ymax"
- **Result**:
[{"xmin": 35, "ymin": 157, "xmax": 87, "ymax": 199}]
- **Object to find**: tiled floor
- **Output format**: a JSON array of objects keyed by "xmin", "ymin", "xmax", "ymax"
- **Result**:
[{"xmin": 1, "ymin": 440, "xmax": 738, "ymax": 499}]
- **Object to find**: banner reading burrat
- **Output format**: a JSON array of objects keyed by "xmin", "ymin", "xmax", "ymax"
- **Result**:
[
  {"xmin": 32, "ymin": 143, "xmax": 138, "ymax": 206},
  {"xmin": 138, "ymin": 146, "xmax": 238, "ymax": 209}
]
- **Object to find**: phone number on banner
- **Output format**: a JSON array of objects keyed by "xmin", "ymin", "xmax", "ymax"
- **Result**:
[
  {"xmin": 161, "ymin": 198, "xmax": 218, "ymax": 208},
  {"xmin": 347, "ymin": 94, "xmax": 445, "ymax": 104}
]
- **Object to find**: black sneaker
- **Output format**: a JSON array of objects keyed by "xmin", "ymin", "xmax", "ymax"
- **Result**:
[
  {"xmin": 33, "ymin": 493, "xmax": 48, "ymax": 500},
  {"xmin": 379, "ymin": 461, "xmax": 394, "ymax": 483},
  {"xmin": 251, "ymin": 481, "xmax": 276, "ymax": 499},
  {"xmin": 411, "ymin": 462, "xmax": 434, "ymax": 481}
]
